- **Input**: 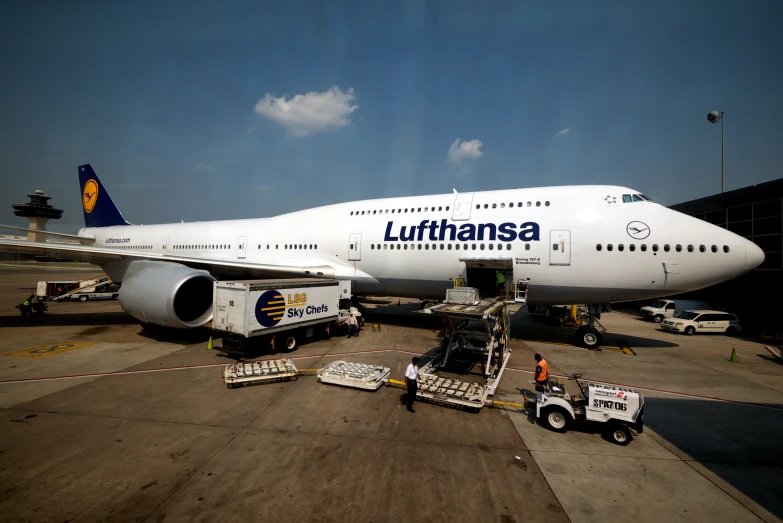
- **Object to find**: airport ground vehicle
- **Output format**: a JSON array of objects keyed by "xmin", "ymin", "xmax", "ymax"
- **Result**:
[
  {"xmin": 535, "ymin": 373, "xmax": 644, "ymax": 445},
  {"xmin": 16, "ymin": 296, "xmax": 48, "ymax": 317},
  {"xmin": 639, "ymin": 299, "xmax": 713, "ymax": 323},
  {"xmin": 62, "ymin": 283, "xmax": 120, "ymax": 302},
  {"xmin": 661, "ymin": 310, "xmax": 741, "ymax": 335},
  {"xmin": 36, "ymin": 276, "xmax": 113, "ymax": 301},
  {"xmin": 212, "ymin": 279, "xmax": 361, "ymax": 353}
]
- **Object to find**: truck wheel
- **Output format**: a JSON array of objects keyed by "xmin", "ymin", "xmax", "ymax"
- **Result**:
[
  {"xmin": 282, "ymin": 335, "xmax": 297, "ymax": 352},
  {"xmin": 607, "ymin": 423, "xmax": 631, "ymax": 446},
  {"xmin": 684, "ymin": 326, "xmax": 695, "ymax": 336},
  {"xmin": 80, "ymin": 295, "xmax": 88, "ymax": 302},
  {"xmin": 544, "ymin": 407, "xmax": 569, "ymax": 433},
  {"xmin": 653, "ymin": 314, "xmax": 663, "ymax": 323}
]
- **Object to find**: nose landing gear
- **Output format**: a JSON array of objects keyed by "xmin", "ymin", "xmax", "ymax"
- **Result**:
[{"xmin": 575, "ymin": 304, "xmax": 606, "ymax": 349}]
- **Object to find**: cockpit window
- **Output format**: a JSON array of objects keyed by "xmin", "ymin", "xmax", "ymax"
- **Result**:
[
  {"xmin": 623, "ymin": 194, "xmax": 632, "ymax": 203},
  {"xmin": 632, "ymin": 194, "xmax": 644, "ymax": 202},
  {"xmin": 638, "ymin": 194, "xmax": 655, "ymax": 202}
]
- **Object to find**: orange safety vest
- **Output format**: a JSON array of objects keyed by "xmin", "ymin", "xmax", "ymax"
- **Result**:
[{"xmin": 535, "ymin": 359, "xmax": 549, "ymax": 384}]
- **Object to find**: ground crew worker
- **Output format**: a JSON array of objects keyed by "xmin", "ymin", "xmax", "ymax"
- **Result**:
[
  {"xmin": 495, "ymin": 270, "xmax": 506, "ymax": 295},
  {"xmin": 534, "ymin": 353, "xmax": 549, "ymax": 392},
  {"xmin": 405, "ymin": 356, "xmax": 420, "ymax": 413},
  {"xmin": 347, "ymin": 313, "xmax": 359, "ymax": 338}
]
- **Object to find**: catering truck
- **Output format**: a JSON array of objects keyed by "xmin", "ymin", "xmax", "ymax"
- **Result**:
[{"xmin": 212, "ymin": 279, "xmax": 361, "ymax": 353}]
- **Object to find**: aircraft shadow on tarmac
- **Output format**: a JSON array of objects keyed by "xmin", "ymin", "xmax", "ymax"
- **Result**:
[
  {"xmin": 643, "ymin": 397, "xmax": 783, "ymax": 520},
  {"xmin": 0, "ymin": 311, "xmax": 138, "ymax": 328}
]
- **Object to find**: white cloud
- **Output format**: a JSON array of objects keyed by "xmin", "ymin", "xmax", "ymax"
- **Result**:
[
  {"xmin": 194, "ymin": 162, "xmax": 215, "ymax": 171},
  {"xmin": 555, "ymin": 128, "xmax": 570, "ymax": 137},
  {"xmin": 447, "ymin": 138, "xmax": 483, "ymax": 174},
  {"xmin": 254, "ymin": 86, "xmax": 359, "ymax": 137},
  {"xmin": 246, "ymin": 125, "xmax": 255, "ymax": 134}
]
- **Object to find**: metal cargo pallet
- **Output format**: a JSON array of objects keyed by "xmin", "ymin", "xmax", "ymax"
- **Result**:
[
  {"xmin": 317, "ymin": 360, "xmax": 390, "ymax": 391},
  {"xmin": 223, "ymin": 359, "xmax": 298, "ymax": 388},
  {"xmin": 415, "ymin": 373, "xmax": 489, "ymax": 409}
]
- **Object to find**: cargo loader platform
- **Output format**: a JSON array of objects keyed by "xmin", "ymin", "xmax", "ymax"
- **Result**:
[
  {"xmin": 317, "ymin": 360, "xmax": 391, "ymax": 391},
  {"xmin": 223, "ymin": 359, "xmax": 298, "ymax": 388}
]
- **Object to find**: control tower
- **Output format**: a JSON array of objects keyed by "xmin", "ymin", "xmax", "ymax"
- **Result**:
[{"xmin": 12, "ymin": 190, "xmax": 63, "ymax": 242}]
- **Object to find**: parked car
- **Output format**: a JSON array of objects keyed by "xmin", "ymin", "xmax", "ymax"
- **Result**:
[{"xmin": 661, "ymin": 310, "xmax": 741, "ymax": 336}]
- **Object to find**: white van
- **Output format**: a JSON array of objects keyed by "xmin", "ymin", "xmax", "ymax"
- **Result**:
[
  {"xmin": 639, "ymin": 299, "xmax": 713, "ymax": 323},
  {"xmin": 661, "ymin": 310, "xmax": 741, "ymax": 336}
]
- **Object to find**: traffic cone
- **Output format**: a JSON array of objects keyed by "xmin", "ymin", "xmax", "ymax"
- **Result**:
[
  {"xmin": 729, "ymin": 348, "xmax": 739, "ymax": 363},
  {"xmin": 206, "ymin": 336, "xmax": 213, "ymax": 351}
]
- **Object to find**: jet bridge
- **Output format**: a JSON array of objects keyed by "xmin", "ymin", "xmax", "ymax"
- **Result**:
[{"xmin": 420, "ymin": 294, "xmax": 512, "ymax": 408}]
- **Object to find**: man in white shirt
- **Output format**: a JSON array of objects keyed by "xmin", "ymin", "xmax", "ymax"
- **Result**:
[{"xmin": 405, "ymin": 356, "xmax": 420, "ymax": 413}]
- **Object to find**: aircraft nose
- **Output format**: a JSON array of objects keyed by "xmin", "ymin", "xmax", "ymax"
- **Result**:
[{"xmin": 744, "ymin": 239, "xmax": 765, "ymax": 269}]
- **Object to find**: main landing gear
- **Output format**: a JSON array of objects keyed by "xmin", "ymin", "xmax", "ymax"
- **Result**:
[{"xmin": 574, "ymin": 304, "xmax": 607, "ymax": 350}]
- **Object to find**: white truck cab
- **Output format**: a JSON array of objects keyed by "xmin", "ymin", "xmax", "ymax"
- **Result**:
[{"xmin": 640, "ymin": 299, "xmax": 713, "ymax": 323}]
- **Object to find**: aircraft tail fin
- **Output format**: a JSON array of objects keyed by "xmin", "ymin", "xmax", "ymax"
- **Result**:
[{"xmin": 78, "ymin": 164, "xmax": 130, "ymax": 228}]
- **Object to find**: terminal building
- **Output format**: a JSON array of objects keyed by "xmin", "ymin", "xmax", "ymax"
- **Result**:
[{"xmin": 669, "ymin": 178, "xmax": 783, "ymax": 335}]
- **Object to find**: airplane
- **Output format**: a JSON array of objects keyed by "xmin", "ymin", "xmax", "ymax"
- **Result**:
[{"xmin": 0, "ymin": 164, "xmax": 764, "ymax": 348}]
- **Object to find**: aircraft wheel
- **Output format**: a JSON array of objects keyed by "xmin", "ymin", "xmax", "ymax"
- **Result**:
[{"xmin": 576, "ymin": 327, "xmax": 602, "ymax": 349}]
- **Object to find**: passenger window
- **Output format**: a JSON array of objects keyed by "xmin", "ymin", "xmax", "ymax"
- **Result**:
[
  {"xmin": 723, "ymin": 245, "xmax": 730, "ymax": 253},
  {"xmin": 492, "ymin": 203, "xmax": 497, "ymax": 209},
  {"xmin": 622, "ymin": 195, "xmax": 632, "ymax": 203},
  {"xmin": 489, "ymin": 244, "xmax": 494, "ymax": 250},
  {"xmin": 699, "ymin": 245, "xmax": 706, "ymax": 252},
  {"xmin": 350, "ymin": 212, "xmax": 353, "ymax": 215},
  {"xmin": 448, "ymin": 244, "xmax": 452, "ymax": 250},
  {"xmin": 476, "ymin": 204, "xmax": 480, "ymax": 209},
  {"xmin": 652, "ymin": 244, "xmax": 659, "ymax": 252},
  {"xmin": 383, "ymin": 245, "xmax": 387, "ymax": 250},
  {"xmin": 518, "ymin": 202, "xmax": 523, "ymax": 207},
  {"xmin": 424, "ymin": 207, "xmax": 428, "ymax": 212},
  {"xmin": 629, "ymin": 244, "xmax": 636, "ymax": 252},
  {"xmin": 425, "ymin": 244, "xmax": 429, "ymax": 250},
  {"xmin": 446, "ymin": 206, "xmax": 450, "ymax": 211},
  {"xmin": 618, "ymin": 244, "xmax": 624, "ymax": 251},
  {"xmin": 545, "ymin": 201, "xmax": 550, "ymax": 206},
  {"xmin": 418, "ymin": 244, "xmax": 422, "ymax": 250},
  {"xmin": 687, "ymin": 245, "xmax": 694, "ymax": 252},
  {"xmin": 509, "ymin": 203, "xmax": 514, "ymax": 208},
  {"xmin": 607, "ymin": 244, "xmax": 613, "ymax": 251},
  {"xmin": 471, "ymin": 244, "xmax": 477, "ymax": 250},
  {"xmin": 525, "ymin": 244, "xmax": 531, "ymax": 251},
  {"xmin": 455, "ymin": 244, "xmax": 460, "ymax": 250},
  {"xmin": 641, "ymin": 244, "xmax": 647, "ymax": 251},
  {"xmin": 536, "ymin": 201, "xmax": 541, "ymax": 207},
  {"xmin": 711, "ymin": 245, "xmax": 718, "ymax": 253},
  {"xmin": 500, "ymin": 203, "xmax": 505, "ymax": 208},
  {"xmin": 438, "ymin": 206, "xmax": 442, "ymax": 211},
  {"xmin": 527, "ymin": 202, "xmax": 531, "ymax": 207},
  {"xmin": 417, "ymin": 208, "xmax": 421, "ymax": 212},
  {"xmin": 596, "ymin": 244, "xmax": 602, "ymax": 251},
  {"xmin": 440, "ymin": 244, "xmax": 444, "ymax": 250},
  {"xmin": 676, "ymin": 245, "xmax": 682, "ymax": 252},
  {"xmin": 506, "ymin": 244, "xmax": 511, "ymax": 250},
  {"xmin": 480, "ymin": 244, "xmax": 485, "ymax": 250},
  {"xmin": 666, "ymin": 303, "xmax": 675, "ymax": 310},
  {"xmin": 484, "ymin": 204, "xmax": 488, "ymax": 209},
  {"xmin": 664, "ymin": 244, "xmax": 670, "ymax": 252},
  {"xmin": 371, "ymin": 245, "xmax": 375, "ymax": 250},
  {"xmin": 404, "ymin": 245, "xmax": 408, "ymax": 250}
]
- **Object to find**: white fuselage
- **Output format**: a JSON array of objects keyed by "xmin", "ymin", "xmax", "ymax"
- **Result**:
[{"xmin": 80, "ymin": 185, "xmax": 764, "ymax": 304}]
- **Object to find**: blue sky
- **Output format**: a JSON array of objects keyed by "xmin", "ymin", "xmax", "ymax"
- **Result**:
[{"xmin": 1, "ymin": 0, "xmax": 781, "ymax": 231}]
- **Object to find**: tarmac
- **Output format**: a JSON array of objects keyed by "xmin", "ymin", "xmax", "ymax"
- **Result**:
[{"xmin": 0, "ymin": 262, "xmax": 781, "ymax": 523}]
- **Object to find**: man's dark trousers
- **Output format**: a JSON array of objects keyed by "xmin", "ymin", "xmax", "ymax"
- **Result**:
[{"xmin": 406, "ymin": 378, "xmax": 417, "ymax": 411}]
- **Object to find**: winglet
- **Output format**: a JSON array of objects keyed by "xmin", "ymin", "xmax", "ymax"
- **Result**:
[{"xmin": 78, "ymin": 164, "xmax": 130, "ymax": 227}]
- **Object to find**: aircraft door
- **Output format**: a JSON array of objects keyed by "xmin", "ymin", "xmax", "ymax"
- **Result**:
[
  {"xmin": 348, "ymin": 233, "xmax": 362, "ymax": 261},
  {"xmin": 162, "ymin": 237, "xmax": 169, "ymax": 255},
  {"xmin": 238, "ymin": 236, "xmax": 247, "ymax": 259},
  {"xmin": 549, "ymin": 230, "xmax": 571, "ymax": 266},
  {"xmin": 451, "ymin": 192, "xmax": 474, "ymax": 221}
]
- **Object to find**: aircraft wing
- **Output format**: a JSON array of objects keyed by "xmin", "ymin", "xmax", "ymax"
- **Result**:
[{"xmin": 0, "ymin": 238, "xmax": 355, "ymax": 280}]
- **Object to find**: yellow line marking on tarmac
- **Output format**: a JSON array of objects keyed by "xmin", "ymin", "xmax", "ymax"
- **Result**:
[
  {"xmin": 511, "ymin": 338, "xmax": 635, "ymax": 354},
  {"xmin": 4, "ymin": 341, "xmax": 96, "ymax": 359}
]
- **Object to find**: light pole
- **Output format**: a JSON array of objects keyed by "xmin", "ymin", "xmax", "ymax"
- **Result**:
[{"xmin": 707, "ymin": 110, "xmax": 724, "ymax": 193}]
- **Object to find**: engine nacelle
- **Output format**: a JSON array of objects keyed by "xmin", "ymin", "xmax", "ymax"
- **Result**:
[{"xmin": 118, "ymin": 261, "xmax": 215, "ymax": 328}]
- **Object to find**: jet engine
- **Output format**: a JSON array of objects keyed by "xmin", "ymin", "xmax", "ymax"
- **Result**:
[{"xmin": 118, "ymin": 261, "xmax": 215, "ymax": 328}]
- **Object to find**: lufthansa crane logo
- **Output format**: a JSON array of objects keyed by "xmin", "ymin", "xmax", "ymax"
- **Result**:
[
  {"xmin": 83, "ymin": 179, "xmax": 99, "ymax": 213},
  {"xmin": 626, "ymin": 221, "xmax": 650, "ymax": 240},
  {"xmin": 255, "ymin": 290, "xmax": 286, "ymax": 327}
]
